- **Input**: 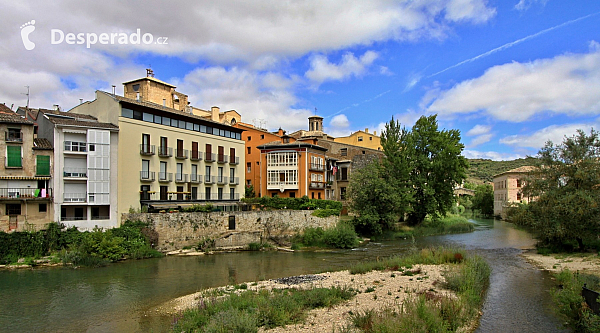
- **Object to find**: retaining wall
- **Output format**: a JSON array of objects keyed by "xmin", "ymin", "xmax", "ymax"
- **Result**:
[{"xmin": 122, "ymin": 210, "xmax": 338, "ymax": 251}]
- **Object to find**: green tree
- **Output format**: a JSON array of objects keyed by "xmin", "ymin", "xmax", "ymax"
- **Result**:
[
  {"xmin": 245, "ymin": 184, "xmax": 255, "ymax": 198},
  {"xmin": 403, "ymin": 115, "xmax": 467, "ymax": 225},
  {"xmin": 512, "ymin": 129, "xmax": 600, "ymax": 251},
  {"xmin": 471, "ymin": 184, "xmax": 493, "ymax": 217}
]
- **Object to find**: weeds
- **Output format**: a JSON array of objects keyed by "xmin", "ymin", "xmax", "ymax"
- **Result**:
[
  {"xmin": 552, "ymin": 270, "xmax": 600, "ymax": 332},
  {"xmin": 349, "ymin": 247, "xmax": 465, "ymax": 275}
]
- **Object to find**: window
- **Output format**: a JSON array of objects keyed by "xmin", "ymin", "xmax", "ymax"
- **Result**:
[
  {"xmin": 143, "ymin": 112, "xmax": 153, "ymax": 122},
  {"xmin": 247, "ymin": 147, "xmax": 251, "ymax": 154},
  {"xmin": 516, "ymin": 179, "xmax": 522, "ymax": 188},
  {"xmin": 191, "ymin": 141, "xmax": 199, "ymax": 159},
  {"xmin": 206, "ymin": 165, "xmax": 211, "ymax": 177},
  {"xmin": 218, "ymin": 187, "xmax": 223, "ymax": 200},
  {"xmin": 160, "ymin": 161, "xmax": 167, "ymax": 180},
  {"xmin": 7, "ymin": 146, "xmax": 22, "ymax": 167},
  {"xmin": 176, "ymin": 163, "xmax": 183, "ymax": 181},
  {"xmin": 160, "ymin": 186, "xmax": 168, "ymax": 200},
  {"xmin": 121, "ymin": 108, "xmax": 133, "ymax": 118},
  {"xmin": 340, "ymin": 148, "xmax": 347, "ymax": 156},
  {"xmin": 218, "ymin": 146, "xmax": 225, "ymax": 162},
  {"xmin": 340, "ymin": 187, "xmax": 347, "ymax": 200},
  {"xmin": 205, "ymin": 187, "xmax": 211, "ymax": 200},
  {"xmin": 6, "ymin": 204, "xmax": 21, "ymax": 215},
  {"xmin": 6, "ymin": 128, "xmax": 22, "ymax": 142},
  {"xmin": 247, "ymin": 136, "xmax": 252, "ymax": 141},
  {"xmin": 362, "ymin": 151, "xmax": 365, "ymax": 154},
  {"xmin": 191, "ymin": 164, "xmax": 198, "ymax": 178},
  {"xmin": 140, "ymin": 185, "xmax": 151, "ymax": 200},
  {"xmin": 358, "ymin": 136, "xmax": 363, "ymax": 142},
  {"xmin": 247, "ymin": 180, "xmax": 251, "ymax": 185},
  {"xmin": 247, "ymin": 163, "xmax": 251, "ymax": 173},
  {"xmin": 267, "ymin": 152, "xmax": 298, "ymax": 167},
  {"xmin": 230, "ymin": 148, "xmax": 236, "ymax": 163},
  {"xmin": 230, "ymin": 168, "xmax": 235, "ymax": 179},
  {"xmin": 517, "ymin": 193, "xmax": 522, "ymax": 201},
  {"xmin": 289, "ymin": 192, "xmax": 295, "ymax": 198},
  {"xmin": 142, "ymin": 133, "xmax": 150, "ymax": 153},
  {"xmin": 191, "ymin": 187, "xmax": 198, "ymax": 200},
  {"xmin": 38, "ymin": 203, "xmax": 47, "ymax": 212},
  {"xmin": 36, "ymin": 155, "xmax": 50, "ymax": 176},
  {"xmin": 260, "ymin": 134, "xmax": 265, "ymax": 139},
  {"xmin": 311, "ymin": 192, "xmax": 314, "ymax": 199},
  {"xmin": 370, "ymin": 137, "xmax": 373, "ymax": 141},
  {"xmin": 142, "ymin": 159, "xmax": 150, "ymax": 178},
  {"xmin": 318, "ymin": 192, "xmax": 321, "ymax": 199}
]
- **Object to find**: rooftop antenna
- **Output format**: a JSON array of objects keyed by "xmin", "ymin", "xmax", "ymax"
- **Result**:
[
  {"xmin": 314, "ymin": 107, "xmax": 317, "ymax": 115},
  {"xmin": 146, "ymin": 66, "xmax": 154, "ymax": 78},
  {"xmin": 112, "ymin": 85, "xmax": 116, "ymax": 95},
  {"xmin": 22, "ymin": 86, "xmax": 30, "ymax": 108}
]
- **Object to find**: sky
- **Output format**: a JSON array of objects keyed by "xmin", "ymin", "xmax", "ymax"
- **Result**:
[{"xmin": 1, "ymin": 0, "xmax": 600, "ymax": 160}]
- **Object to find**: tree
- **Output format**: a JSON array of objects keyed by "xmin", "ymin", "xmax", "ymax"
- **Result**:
[
  {"xmin": 471, "ymin": 184, "xmax": 493, "ymax": 217},
  {"xmin": 347, "ymin": 114, "xmax": 467, "ymax": 232},
  {"xmin": 512, "ymin": 129, "xmax": 600, "ymax": 251},
  {"xmin": 403, "ymin": 115, "xmax": 468, "ymax": 225},
  {"xmin": 245, "ymin": 184, "xmax": 255, "ymax": 198}
]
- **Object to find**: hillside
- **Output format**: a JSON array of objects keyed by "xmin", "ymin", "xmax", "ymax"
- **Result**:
[{"xmin": 465, "ymin": 157, "xmax": 537, "ymax": 184}]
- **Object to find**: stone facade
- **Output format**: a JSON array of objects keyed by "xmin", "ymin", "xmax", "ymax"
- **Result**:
[
  {"xmin": 123, "ymin": 210, "xmax": 337, "ymax": 251},
  {"xmin": 493, "ymin": 166, "xmax": 535, "ymax": 218}
]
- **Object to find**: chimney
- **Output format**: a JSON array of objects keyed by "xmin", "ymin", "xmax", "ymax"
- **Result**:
[
  {"xmin": 365, "ymin": 128, "xmax": 369, "ymax": 133},
  {"xmin": 79, "ymin": 99, "xmax": 83, "ymax": 105},
  {"xmin": 211, "ymin": 106, "xmax": 220, "ymax": 122},
  {"xmin": 53, "ymin": 104, "xmax": 60, "ymax": 111},
  {"xmin": 278, "ymin": 128, "xmax": 284, "ymax": 136},
  {"xmin": 112, "ymin": 85, "xmax": 116, "ymax": 95},
  {"xmin": 373, "ymin": 130, "xmax": 377, "ymax": 136}
]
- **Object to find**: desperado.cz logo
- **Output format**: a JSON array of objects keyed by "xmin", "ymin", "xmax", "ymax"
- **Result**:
[{"xmin": 20, "ymin": 20, "xmax": 168, "ymax": 50}]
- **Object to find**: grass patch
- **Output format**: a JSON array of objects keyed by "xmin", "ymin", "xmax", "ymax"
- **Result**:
[
  {"xmin": 552, "ymin": 270, "xmax": 600, "ymax": 332},
  {"xmin": 292, "ymin": 222, "xmax": 359, "ymax": 249},
  {"xmin": 348, "ymin": 253, "xmax": 490, "ymax": 332},
  {"xmin": 172, "ymin": 286, "xmax": 356, "ymax": 332},
  {"xmin": 349, "ymin": 247, "xmax": 465, "ymax": 275},
  {"xmin": 376, "ymin": 215, "xmax": 474, "ymax": 241}
]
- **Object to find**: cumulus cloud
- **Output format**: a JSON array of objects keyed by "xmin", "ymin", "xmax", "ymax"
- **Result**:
[
  {"xmin": 305, "ymin": 51, "xmax": 379, "ymax": 84},
  {"xmin": 445, "ymin": 0, "xmax": 496, "ymax": 23},
  {"xmin": 330, "ymin": 114, "xmax": 350, "ymax": 128},
  {"xmin": 499, "ymin": 121, "xmax": 599, "ymax": 149},
  {"xmin": 515, "ymin": 0, "xmax": 549, "ymax": 11},
  {"xmin": 176, "ymin": 66, "xmax": 311, "ymax": 131},
  {"xmin": 462, "ymin": 149, "xmax": 525, "ymax": 161},
  {"xmin": 425, "ymin": 48, "xmax": 600, "ymax": 122},
  {"xmin": 466, "ymin": 124, "xmax": 491, "ymax": 136}
]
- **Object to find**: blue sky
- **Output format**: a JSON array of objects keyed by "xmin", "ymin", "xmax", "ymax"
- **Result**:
[{"xmin": 2, "ymin": 0, "xmax": 600, "ymax": 160}]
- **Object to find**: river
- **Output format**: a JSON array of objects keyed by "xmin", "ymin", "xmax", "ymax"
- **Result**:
[{"xmin": 0, "ymin": 218, "xmax": 568, "ymax": 332}]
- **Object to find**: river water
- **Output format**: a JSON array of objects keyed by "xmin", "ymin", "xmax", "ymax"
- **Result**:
[{"xmin": 0, "ymin": 218, "xmax": 568, "ymax": 332}]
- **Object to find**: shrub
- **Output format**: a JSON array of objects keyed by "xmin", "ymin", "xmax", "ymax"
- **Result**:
[
  {"xmin": 181, "ymin": 204, "xmax": 214, "ymax": 212},
  {"xmin": 552, "ymin": 270, "xmax": 600, "ymax": 332},
  {"xmin": 311, "ymin": 208, "xmax": 341, "ymax": 218},
  {"xmin": 297, "ymin": 223, "xmax": 359, "ymax": 249}
]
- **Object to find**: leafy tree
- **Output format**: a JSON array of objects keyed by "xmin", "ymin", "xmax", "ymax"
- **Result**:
[
  {"xmin": 245, "ymin": 184, "xmax": 255, "ymax": 198},
  {"xmin": 471, "ymin": 184, "xmax": 493, "ymax": 217},
  {"xmin": 512, "ymin": 129, "xmax": 600, "ymax": 251},
  {"xmin": 403, "ymin": 115, "xmax": 467, "ymax": 225}
]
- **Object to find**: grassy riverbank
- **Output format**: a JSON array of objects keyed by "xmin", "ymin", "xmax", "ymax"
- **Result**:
[
  {"xmin": 169, "ymin": 247, "xmax": 490, "ymax": 332},
  {"xmin": 0, "ymin": 221, "xmax": 162, "ymax": 267},
  {"xmin": 370, "ymin": 214, "xmax": 475, "ymax": 241}
]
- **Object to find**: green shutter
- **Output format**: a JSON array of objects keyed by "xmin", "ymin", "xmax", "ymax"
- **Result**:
[
  {"xmin": 36, "ymin": 155, "xmax": 50, "ymax": 176},
  {"xmin": 7, "ymin": 146, "xmax": 21, "ymax": 167}
]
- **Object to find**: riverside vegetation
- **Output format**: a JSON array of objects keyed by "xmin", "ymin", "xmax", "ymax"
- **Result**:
[
  {"xmin": 0, "ymin": 220, "xmax": 162, "ymax": 267},
  {"xmin": 171, "ymin": 247, "xmax": 491, "ymax": 333}
]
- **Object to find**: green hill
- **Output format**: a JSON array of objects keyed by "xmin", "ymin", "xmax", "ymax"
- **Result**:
[{"xmin": 465, "ymin": 157, "xmax": 537, "ymax": 184}]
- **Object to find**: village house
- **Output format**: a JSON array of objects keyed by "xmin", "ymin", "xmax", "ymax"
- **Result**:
[{"xmin": 493, "ymin": 166, "xmax": 535, "ymax": 218}]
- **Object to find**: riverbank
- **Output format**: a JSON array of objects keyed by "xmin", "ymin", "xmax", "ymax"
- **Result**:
[
  {"xmin": 521, "ymin": 250, "xmax": 600, "ymax": 276},
  {"xmin": 160, "ymin": 248, "xmax": 489, "ymax": 332}
]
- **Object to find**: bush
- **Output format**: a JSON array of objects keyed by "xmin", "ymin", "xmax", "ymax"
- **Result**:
[
  {"xmin": 181, "ymin": 204, "xmax": 214, "ymax": 212},
  {"xmin": 311, "ymin": 208, "xmax": 341, "ymax": 218},
  {"xmin": 552, "ymin": 270, "xmax": 600, "ymax": 332},
  {"xmin": 296, "ymin": 223, "xmax": 359, "ymax": 249},
  {"xmin": 242, "ymin": 196, "xmax": 342, "ymax": 211}
]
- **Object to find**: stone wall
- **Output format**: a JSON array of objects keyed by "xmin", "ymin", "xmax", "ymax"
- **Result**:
[{"xmin": 122, "ymin": 210, "xmax": 338, "ymax": 252}]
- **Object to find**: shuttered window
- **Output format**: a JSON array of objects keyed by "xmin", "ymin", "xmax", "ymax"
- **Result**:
[
  {"xmin": 7, "ymin": 146, "xmax": 21, "ymax": 167},
  {"xmin": 36, "ymin": 155, "xmax": 50, "ymax": 175}
]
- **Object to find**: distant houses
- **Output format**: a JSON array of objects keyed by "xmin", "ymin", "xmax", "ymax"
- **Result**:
[{"xmin": 492, "ymin": 166, "xmax": 535, "ymax": 218}]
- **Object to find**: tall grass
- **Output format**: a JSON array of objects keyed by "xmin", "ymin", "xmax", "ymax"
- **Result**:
[
  {"xmin": 388, "ymin": 215, "xmax": 474, "ymax": 241},
  {"xmin": 293, "ymin": 222, "xmax": 359, "ymax": 249},
  {"xmin": 349, "ymin": 247, "xmax": 466, "ymax": 274},
  {"xmin": 347, "ymin": 248, "xmax": 491, "ymax": 332},
  {"xmin": 172, "ymin": 286, "xmax": 356, "ymax": 332},
  {"xmin": 552, "ymin": 270, "xmax": 600, "ymax": 332}
]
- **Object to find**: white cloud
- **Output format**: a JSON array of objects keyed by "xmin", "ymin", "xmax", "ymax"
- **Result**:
[
  {"xmin": 466, "ymin": 124, "xmax": 491, "ymax": 136},
  {"xmin": 330, "ymin": 114, "xmax": 350, "ymax": 128},
  {"xmin": 462, "ymin": 149, "xmax": 524, "ymax": 161},
  {"xmin": 469, "ymin": 133, "xmax": 493, "ymax": 147},
  {"xmin": 515, "ymin": 0, "xmax": 548, "ymax": 11},
  {"xmin": 305, "ymin": 51, "xmax": 379, "ymax": 84},
  {"xmin": 426, "ymin": 48, "xmax": 600, "ymax": 122},
  {"xmin": 499, "ymin": 121, "xmax": 599, "ymax": 149},
  {"xmin": 446, "ymin": 0, "xmax": 496, "ymax": 23}
]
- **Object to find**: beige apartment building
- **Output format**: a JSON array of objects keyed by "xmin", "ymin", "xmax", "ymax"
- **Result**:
[
  {"xmin": 493, "ymin": 166, "xmax": 535, "ymax": 218},
  {"xmin": 0, "ymin": 104, "xmax": 53, "ymax": 232},
  {"xmin": 334, "ymin": 128, "xmax": 382, "ymax": 151},
  {"xmin": 70, "ymin": 75, "xmax": 245, "ymax": 221}
]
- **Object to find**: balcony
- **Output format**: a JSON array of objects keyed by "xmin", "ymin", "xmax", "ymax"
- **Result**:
[
  {"xmin": 158, "ymin": 146, "xmax": 173, "ymax": 157},
  {"xmin": 175, "ymin": 173, "xmax": 188, "ymax": 183},
  {"xmin": 217, "ymin": 154, "xmax": 228, "ymax": 163},
  {"xmin": 64, "ymin": 192, "xmax": 87, "ymax": 203},
  {"xmin": 229, "ymin": 177, "xmax": 239, "ymax": 185},
  {"xmin": 64, "ymin": 141, "xmax": 87, "ymax": 153},
  {"xmin": 310, "ymin": 163, "xmax": 325, "ymax": 172},
  {"xmin": 190, "ymin": 150, "xmax": 202, "ymax": 161},
  {"xmin": 229, "ymin": 156, "xmax": 239, "ymax": 165},
  {"xmin": 64, "ymin": 167, "xmax": 87, "ymax": 178},
  {"xmin": 205, "ymin": 152, "xmax": 215, "ymax": 162},
  {"xmin": 216, "ymin": 176, "xmax": 228, "ymax": 185},
  {"xmin": 190, "ymin": 173, "xmax": 202, "ymax": 183},
  {"xmin": 140, "ymin": 171, "xmax": 155, "ymax": 181},
  {"xmin": 0, "ymin": 187, "xmax": 52, "ymax": 199},
  {"xmin": 205, "ymin": 175, "xmax": 215, "ymax": 184},
  {"xmin": 309, "ymin": 182, "xmax": 325, "ymax": 189},
  {"xmin": 5, "ymin": 131, "xmax": 23, "ymax": 143},
  {"xmin": 175, "ymin": 149, "xmax": 188, "ymax": 159},
  {"xmin": 140, "ymin": 144, "xmax": 155, "ymax": 155},
  {"xmin": 158, "ymin": 172, "xmax": 173, "ymax": 182}
]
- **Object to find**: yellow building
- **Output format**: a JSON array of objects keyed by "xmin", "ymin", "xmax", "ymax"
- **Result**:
[
  {"xmin": 70, "ymin": 76, "xmax": 245, "ymax": 221},
  {"xmin": 493, "ymin": 166, "xmax": 535, "ymax": 218},
  {"xmin": 334, "ymin": 128, "xmax": 382, "ymax": 150}
]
